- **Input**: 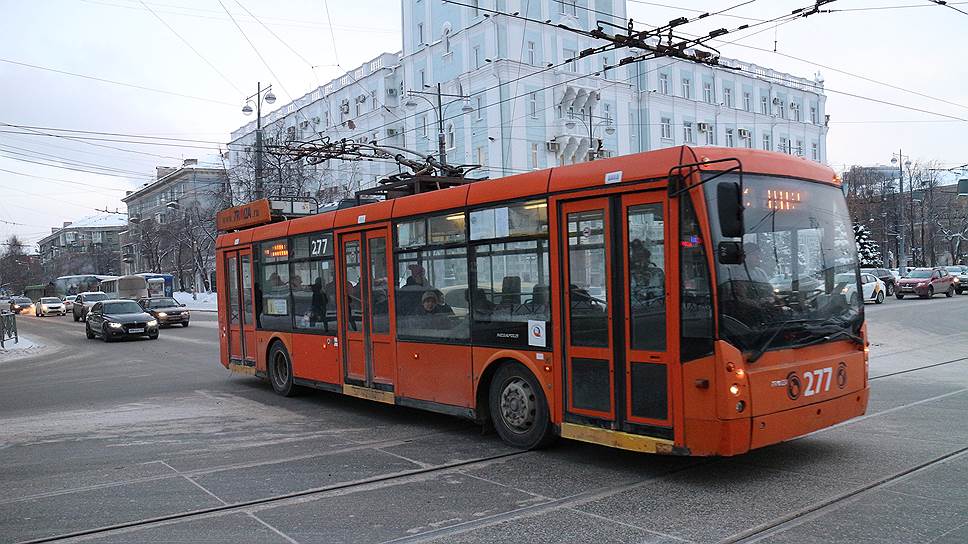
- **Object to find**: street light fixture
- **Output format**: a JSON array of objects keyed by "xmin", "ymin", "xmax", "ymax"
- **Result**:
[
  {"xmin": 565, "ymin": 112, "xmax": 615, "ymax": 161},
  {"xmin": 405, "ymin": 82, "xmax": 474, "ymax": 167},
  {"xmin": 241, "ymin": 82, "xmax": 276, "ymax": 200}
]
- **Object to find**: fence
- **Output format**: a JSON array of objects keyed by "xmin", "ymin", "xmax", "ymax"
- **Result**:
[{"xmin": 0, "ymin": 311, "xmax": 17, "ymax": 348}]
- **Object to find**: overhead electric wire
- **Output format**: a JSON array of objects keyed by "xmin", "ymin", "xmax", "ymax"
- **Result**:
[
  {"xmin": 233, "ymin": 0, "xmax": 317, "ymax": 70},
  {"xmin": 0, "ymin": 129, "xmax": 235, "ymax": 151},
  {"xmin": 0, "ymin": 122, "xmax": 186, "ymax": 161},
  {"xmin": 0, "ymin": 122, "xmax": 228, "ymax": 145},
  {"xmin": 819, "ymin": 1, "xmax": 968, "ymax": 12},
  {"xmin": 0, "ymin": 57, "xmax": 236, "ymax": 107},
  {"xmin": 926, "ymin": 0, "xmax": 968, "ymax": 15},
  {"xmin": 0, "ymin": 166, "xmax": 131, "ymax": 191},
  {"xmin": 0, "ymin": 142, "xmax": 155, "ymax": 180},
  {"xmin": 627, "ymin": 0, "xmax": 764, "ymax": 22},
  {"xmin": 138, "ymin": 0, "xmax": 244, "ymax": 95}
]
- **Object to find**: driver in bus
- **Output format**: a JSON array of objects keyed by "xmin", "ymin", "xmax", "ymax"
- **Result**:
[{"xmin": 742, "ymin": 243, "xmax": 772, "ymax": 283}]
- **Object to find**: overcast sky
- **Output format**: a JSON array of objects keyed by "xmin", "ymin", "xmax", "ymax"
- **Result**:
[{"xmin": 1, "ymin": 0, "xmax": 966, "ymax": 248}]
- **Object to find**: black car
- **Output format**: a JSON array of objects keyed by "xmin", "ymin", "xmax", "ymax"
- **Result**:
[
  {"xmin": 137, "ymin": 297, "xmax": 190, "ymax": 327},
  {"xmin": 861, "ymin": 268, "xmax": 897, "ymax": 296},
  {"xmin": 85, "ymin": 300, "xmax": 159, "ymax": 341},
  {"xmin": 9, "ymin": 296, "xmax": 33, "ymax": 314}
]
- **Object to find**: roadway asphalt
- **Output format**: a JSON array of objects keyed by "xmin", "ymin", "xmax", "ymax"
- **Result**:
[{"xmin": 0, "ymin": 295, "xmax": 966, "ymax": 544}]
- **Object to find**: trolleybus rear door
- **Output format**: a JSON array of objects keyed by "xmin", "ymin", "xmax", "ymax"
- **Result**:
[
  {"xmin": 225, "ymin": 248, "xmax": 256, "ymax": 367},
  {"xmin": 561, "ymin": 193, "xmax": 674, "ymax": 438},
  {"xmin": 339, "ymin": 228, "xmax": 395, "ymax": 401}
]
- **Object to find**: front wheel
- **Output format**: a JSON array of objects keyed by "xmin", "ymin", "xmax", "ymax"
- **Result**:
[
  {"xmin": 875, "ymin": 291, "xmax": 885, "ymax": 304},
  {"xmin": 896, "ymin": 293, "xmax": 905, "ymax": 300},
  {"xmin": 102, "ymin": 325, "xmax": 114, "ymax": 342},
  {"xmin": 268, "ymin": 342, "xmax": 296, "ymax": 397},
  {"xmin": 73, "ymin": 313, "xmax": 80, "ymax": 322},
  {"xmin": 923, "ymin": 286, "xmax": 934, "ymax": 299},
  {"xmin": 85, "ymin": 323, "xmax": 95, "ymax": 339},
  {"xmin": 148, "ymin": 332, "xmax": 159, "ymax": 340},
  {"xmin": 488, "ymin": 363, "xmax": 556, "ymax": 450},
  {"xmin": 946, "ymin": 286, "xmax": 954, "ymax": 298},
  {"xmin": 181, "ymin": 321, "xmax": 189, "ymax": 328}
]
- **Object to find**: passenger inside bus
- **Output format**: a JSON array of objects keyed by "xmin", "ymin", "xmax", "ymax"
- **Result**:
[
  {"xmin": 417, "ymin": 290, "xmax": 454, "ymax": 326},
  {"xmin": 310, "ymin": 278, "xmax": 329, "ymax": 331},
  {"xmin": 629, "ymin": 241, "xmax": 664, "ymax": 300},
  {"xmin": 397, "ymin": 264, "xmax": 434, "ymax": 315}
]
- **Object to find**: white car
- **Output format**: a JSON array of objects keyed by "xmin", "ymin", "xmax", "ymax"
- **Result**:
[
  {"xmin": 36, "ymin": 296, "xmax": 67, "ymax": 316},
  {"xmin": 836, "ymin": 272, "xmax": 886, "ymax": 305}
]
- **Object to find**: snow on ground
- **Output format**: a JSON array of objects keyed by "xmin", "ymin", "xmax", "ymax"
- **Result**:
[
  {"xmin": 173, "ymin": 291, "xmax": 218, "ymax": 312},
  {"xmin": 0, "ymin": 334, "xmax": 46, "ymax": 363}
]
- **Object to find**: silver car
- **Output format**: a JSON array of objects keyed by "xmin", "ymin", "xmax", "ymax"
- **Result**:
[{"xmin": 36, "ymin": 296, "xmax": 66, "ymax": 317}]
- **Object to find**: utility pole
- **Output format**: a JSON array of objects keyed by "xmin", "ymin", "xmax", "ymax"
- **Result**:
[
  {"xmin": 242, "ymin": 82, "xmax": 276, "ymax": 201},
  {"xmin": 436, "ymin": 83, "xmax": 446, "ymax": 167},
  {"xmin": 892, "ymin": 150, "xmax": 911, "ymax": 274}
]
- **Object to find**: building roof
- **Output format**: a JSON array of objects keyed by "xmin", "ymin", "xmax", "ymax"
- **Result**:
[
  {"xmin": 37, "ymin": 214, "xmax": 128, "ymax": 246},
  {"xmin": 122, "ymin": 163, "xmax": 227, "ymax": 203}
]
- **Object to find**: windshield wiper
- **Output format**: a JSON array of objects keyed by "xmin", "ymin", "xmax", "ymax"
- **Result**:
[
  {"xmin": 748, "ymin": 319, "xmax": 814, "ymax": 363},
  {"xmin": 790, "ymin": 328, "xmax": 863, "ymax": 350}
]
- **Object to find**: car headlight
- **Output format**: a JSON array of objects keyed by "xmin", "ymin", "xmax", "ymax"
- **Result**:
[
  {"xmin": 840, "ymin": 286, "xmax": 849, "ymax": 295},
  {"xmin": 183, "ymin": 310, "xmax": 190, "ymax": 317},
  {"xmin": 157, "ymin": 312, "xmax": 167, "ymax": 318},
  {"xmin": 917, "ymin": 282, "xmax": 926, "ymax": 287},
  {"xmin": 954, "ymin": 277, "xmax": 960, "ymax": 283},
  {"xmin": 108, "ymin": 322, "xmax": 123, "ymax": 329},
  {"xmin": 147, "ymin": 319, "xmax": 158, "ymax": 327}
]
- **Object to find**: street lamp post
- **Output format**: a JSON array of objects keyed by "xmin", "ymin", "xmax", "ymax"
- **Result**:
[
  {"xmin": 405, "ymin": 83, "xmax": 474, "ymax": 168},
  {"xmin": 891, "ymin": 150, "xmax": 912, "ymax": 273},
  {"xmin": 242, "ymin": 82, "xmax": 277, "ymax": 201},
  {"xmin": 564, "ymin": 112, "xmax": 616, "ymax": 161}
]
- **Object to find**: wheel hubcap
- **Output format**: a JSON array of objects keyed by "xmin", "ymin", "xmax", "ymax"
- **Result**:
[
  {"xmin": 273, "ymin": 352, "xmax": 289, "ymax": 387},
  {"xmin": 500, "ymin": 379, "xmax": 536, "ymax": 433}
]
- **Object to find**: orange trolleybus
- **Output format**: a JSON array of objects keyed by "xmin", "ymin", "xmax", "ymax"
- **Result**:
[{"xmin": 215, "ymin": 146, "xmax": 869, "ymax": 456}]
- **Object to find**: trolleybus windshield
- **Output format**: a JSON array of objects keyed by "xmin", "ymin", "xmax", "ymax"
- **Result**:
[{"xmin": 705, "ymin": 174, "xmax": 861, "ymax": 356}]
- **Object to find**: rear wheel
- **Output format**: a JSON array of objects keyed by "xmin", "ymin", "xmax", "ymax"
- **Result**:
[
  {"xmin": 925, "ymin": 286, "xmax": 934, "ymax": 299},
  {"xmin": 875, "ymin": 291, "xmax": 885, "ymax": 304},
  {"xmin": 886, "ymin": 283, "xmax": 894, "ymax": 296},
  {"xmin": 488, "ymin": 362, "xmax": 555, "ymax": 450},
  {"xmin": 268, "ymin": 342, "xmax": 296, "ymax": 397},
  {"xmin": 947, "ymin": 285, "xmax": 954, "ymax": 298}
]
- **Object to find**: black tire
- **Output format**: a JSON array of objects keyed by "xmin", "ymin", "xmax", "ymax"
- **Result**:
[
  {"xmin": 886, "ymin": 283, "xmax": 894, "ymax": 296},
  {"xmin": 896, "ymin": 293, "xmax": 904, "ymax": 300},
  {"xmin": 102, "ymin": 325, "xmax": 114, "ymax": 342},
  {"xmin": 946, "ymin": 286, "xmax": 954, "ymax": 297},
  {"xmin": 73, "ymin": 313, "xmax": 80, "ymax": 322},
  {"xmin": 875, "ymin": 290, "xmax": 884, "ymax": 304},
  {"xmin": 149, "ymin": 332, "xmax": 159, "ymax": 340},
  {"xmin": 85, "ymin": 322, "xmax": 95, "ymax": 339},
  {"xmin": 268, "ymin": 342, "xmax": 296, "ymax": 397},
  {"xmin": 181, "ymin": 321, "xmax": 189, "ymax": 327},
  {"xmin": 924, "ymin": 286, "xmax": 934, "ymax": 299},
  {"xmin": 488, "ymin": 362, "xmax": 556, "ymax": 450}
]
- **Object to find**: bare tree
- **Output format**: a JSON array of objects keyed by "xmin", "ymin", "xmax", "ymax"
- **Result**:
[{"xmin": 0, "ymin": 236, "xmax": 43, "ymax": 294}]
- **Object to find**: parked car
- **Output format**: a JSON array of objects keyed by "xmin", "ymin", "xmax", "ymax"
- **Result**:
[
  {"xmin": 85, "ymin": 300, "xmax": 158, "ymax": 341},
  {"xmin": 9, "ymin": 296, "xmax": 33, "ymax": 314},
  {"xmin": 72, "ymin": 291, "xmax": 109, "ymax": 322},
  {"xmin": 861, "ymin": 267, "xmax": 897, "ymax": 296},
  {"xmin": 61, "ymin": 296, "xmax": 73, "ymax": 312},
  {"xmin": 35, "ymin": 296, "xmax": 66, "ymax": 317},
  {"xmin": 836, "ymin": 272, "xmax": 886, "ymax": 305},
  {"xmin": 896, "ymin": 267, "xmax": 955, "ymax": 299},
  {"xmin": 137, "ymin": 297, "xmax": 190, "ymax": 327}
]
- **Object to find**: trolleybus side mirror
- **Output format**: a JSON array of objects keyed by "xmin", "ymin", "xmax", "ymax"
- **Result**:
[
  {"xmin": 718, "ymin": 241, "xmax": 744, "ymax": 265},
  {"xmin": 717, "ymin": 181, "xmax": 744, "ymax": 239}
]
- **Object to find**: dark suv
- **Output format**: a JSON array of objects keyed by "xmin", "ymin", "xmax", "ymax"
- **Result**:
[
  {"xmin": 72, "ymin": 291, "xmax": 109, "ymax": 321},
  {"xmin": 896, "ymin": 267, "xmax": 955, "ymax": 299},
  {"xmin": 861, "ymin": 267, "xmax": 897, "ymax": 296},
  {"xmin": 137, "ymin": 297, "xmax": 190, "ymax": 327}
]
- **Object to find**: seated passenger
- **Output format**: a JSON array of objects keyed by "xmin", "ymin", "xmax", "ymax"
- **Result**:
[{"xmin": 416, "ymin": 290, "xmax": 454, "ymax": 328}]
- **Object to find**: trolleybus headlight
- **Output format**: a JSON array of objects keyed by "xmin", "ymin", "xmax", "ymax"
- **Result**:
[
  {"xmin": 736, "ymin": 400, "xmax": 746, "ymax": 413},
  {"xmin": 729, "ymin": 384, "xmax": 741, "ymax": 396}
]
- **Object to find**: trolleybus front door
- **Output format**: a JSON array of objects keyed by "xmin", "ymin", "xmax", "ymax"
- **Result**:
[
  {"xmin": 339, "ymin": 228, "xmax": 395, "ymax": 401},
  {"xmin": 561, "ymin": 193, "xmax": 674, "ymax": 439},
  {"xmin": 225, "ymin": 248, "xmax": 256, "ymax": 368}
]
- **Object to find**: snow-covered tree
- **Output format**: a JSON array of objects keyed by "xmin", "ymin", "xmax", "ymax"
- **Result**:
[{"xmin": 853, "ymin": 224, "xmax": 881, "ymax": 267}]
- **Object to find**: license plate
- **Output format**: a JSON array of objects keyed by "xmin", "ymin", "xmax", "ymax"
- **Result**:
[{"xmin": 128, "ymin": 328, "xmax": 145, "ymax": 333}]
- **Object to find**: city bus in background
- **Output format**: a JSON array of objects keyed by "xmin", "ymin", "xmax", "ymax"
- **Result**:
[
  {"xmin": 99, "ymin": 275, "xmax": 150, "ymax": 300},
  {"xmin": 214, "ymin": 146, "xmax": 869, "ymax": 457},
  {"xmin": 133, "ymin": 273, "xmax": 174, "ymax": 298},
  {"xmin": 54, "ymin": 275, "xmax": 114, "ymax": 297},
  {"xmin": 24, "ymin": 283, "xmax": 57, "ymax": 302}
]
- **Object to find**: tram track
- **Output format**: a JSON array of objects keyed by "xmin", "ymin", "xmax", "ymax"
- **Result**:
[
  {"xmin": 722, "ymin": 445, "xmax": 968, "ymax": 543},
  {"xmin": 16, "ymin": 449, "xmax": 533, "ymax": 544}
]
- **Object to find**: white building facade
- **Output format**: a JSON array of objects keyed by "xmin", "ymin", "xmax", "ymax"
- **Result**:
[{"xmin": 229, "ymin": 0, "xmax": 827, "ymax": 195}]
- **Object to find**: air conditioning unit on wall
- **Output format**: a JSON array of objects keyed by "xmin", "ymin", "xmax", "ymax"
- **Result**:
[{"xmin": 546, "ymin": 141, "xmax": 560, "ymax": 153}]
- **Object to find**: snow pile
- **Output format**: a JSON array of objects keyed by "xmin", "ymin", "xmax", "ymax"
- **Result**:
[
  {"xmin": 0, "ymin": 335, "xmax": 46, "ymax": 363},
  {"xmin": 173, "ymin": 291, "xmax": 219, "ymax": 311},
  {"xmin": 63, "ymin": 214, "xmax": 129, "ymax": 229}
]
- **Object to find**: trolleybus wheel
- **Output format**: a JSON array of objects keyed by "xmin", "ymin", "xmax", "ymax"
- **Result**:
[
  {"xmin": 488, "ymin": 363, "xmax": 555, "ymax": 450},
  {"xmin": 268, "ymin": 342, "xmax": 296, "ymax": 397}
]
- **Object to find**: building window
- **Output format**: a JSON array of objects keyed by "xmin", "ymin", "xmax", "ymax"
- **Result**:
[
  {"xmin": 471, "ymin": 0, "xmax": 479, "ymax": 17},
  {"xmin": 760, "ymin": 95, "xmax": 769, "ymax": 115},
  {"xmin": 740, "ymin": 130, "xmax": 752, "ymax": 148},
  {"xmin": 564, "ymin": 49, "xmax": 577, "ymax": 72},
  {"xmin": 702, "ymin": 124, "xmax": 714, "ymax": 145},
  {"xmin": 724, "ymin": 87, "xmax": 733, "ymax": 108},
  {"xmin": 529, "ymin": 143, "xmax": 539, "ymax": 169},
  {"xmin": 560, "ymin": 0, "xmax": 577, "ymax": 16},
  {"xmin": 475, "ymin": 96, "xmax": 483, "ymax": 120},
  {"xmin": 762, "ymin": 133, "xmax": 772, "ymax": 151},
  {"xmin": 476, "ymin": 146, "xmax": 486, "ymax": 166},
  {"xmin": 528, "ymin": 92, "xmax": 538, "ymax": 118},
  {"xmin": 419, "ymin": 69, "xmax": 426, "ymax": 89},
  {"xmin": 791, "ymin": 102, "xmax": 801, "ymax": 122},
  {"xmin": 777, "ymin": 99, "xmax": 786, "ymax": 119},
  {"xmin": 658, "ymin": 72, "xmax": 669, "ymax": 94},
  {"xmin": 725, "ymin": 129, "xmax": 734, "ymax": 147},
  {"xmin": 682, "ymin": 121, "xmax": 694, "ymax": 144},
  {"xmin": 811, "ymin": 142, "xmax": 819, "ymax": 160},
  {"xmin": 445, "ymin": 123, "xmax": 455, "ymax": 149},
  {"xmin": 420, "ymin": 114, "xmax": 428, "ymax": 137},
  {"xmin": 702, "ymin": 81, "xmax": 713, "ymax": 104},
  {"xmin": 795, "ymin": 139, "xmax": 804, "ymax": 156},
  {"xmin": 681, "ymin": 77, "xmax": 692, "ymax": 99},
  {"xmin": 810, "ymin": 104, "xmax": 819, "ymax": 124},
  {"xmin": 660, "ymin": 117, "xmax": 672, "ymax": 140},
  {"xmin": 417, "ymin": 23, "xmax": 424, "ymax": 45},
  {"xmin": 779, "ymin": 136, "xmax": 789, "ymax": 153},
  {"xmin": 743, "ymin": 91, "xmax": 752, "ymax": 112},
  {"xmin": 473, "ymin": 46, "xmax": 481, "ymax": 69},
  {"xmin": 527, "ymin": 41, "xmax": 536, "ymax": 65}
]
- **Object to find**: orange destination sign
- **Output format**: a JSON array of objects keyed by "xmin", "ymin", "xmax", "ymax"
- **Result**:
[{"xmin": 216, "ymin": 199, "xmax": 273, "ymax": 232}]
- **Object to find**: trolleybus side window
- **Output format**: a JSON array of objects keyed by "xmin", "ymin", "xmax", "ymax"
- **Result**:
[
  {"xmin": 628, "ymin": 204, "xmax": 666, "ymax": 351},
  {"xmin": 290, "ymin": 233, "xmax": 336, "ymax": 333},
  {"xmin": 258, "ymin": 239, "xmax": 291, "ymax": 331},
  {"xmin": 567, "ymin": 210, "xmax": 609, "ymax": 347},
  {"xmin": 343, "ymin": 241, "xmax": 363, "ymax": 332},
  {"xmin": 368, "ymin": 237, "xmax": 390, "ymax": 334},
  {"xmin": 469, "ymin": 200, "xmax": 551, "ymax": 348},
  {"xmin": 679, "ymin": 196, "xmax": 714, "ymax": 361},
  {"xmin": 394, "ymin": 213, "xmax": 470, "ymax": 342}
]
